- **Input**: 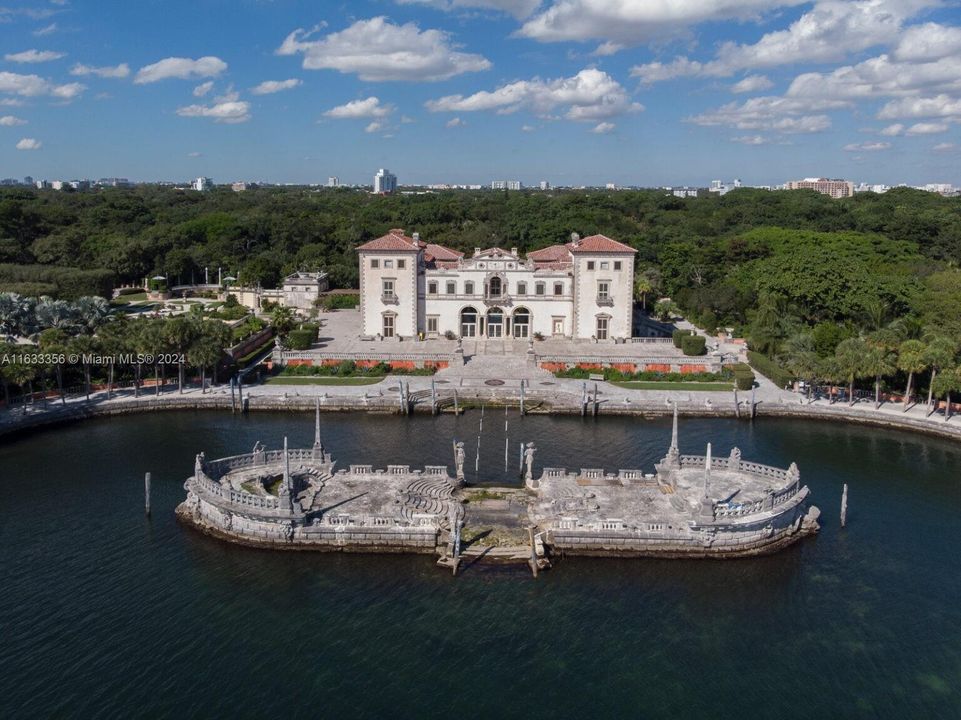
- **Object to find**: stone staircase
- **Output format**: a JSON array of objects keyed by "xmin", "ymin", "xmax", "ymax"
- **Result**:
[{"xmin": 435, "ymin": 351, "xmax": 554, "ymax": 386}]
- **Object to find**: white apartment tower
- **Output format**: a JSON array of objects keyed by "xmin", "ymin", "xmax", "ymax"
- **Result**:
[{"xmin": 373, "ymin": 168, "xmax": 397, "ymax": 194}]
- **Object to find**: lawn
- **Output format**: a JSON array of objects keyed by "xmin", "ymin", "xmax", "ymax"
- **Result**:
[
  {"xmin": 266, "ymin": 376, "xmax": 384, "ymax": 386},
  {"xmin": 610, "ymin": 381, "xmax": 733, "ymax": 391}
]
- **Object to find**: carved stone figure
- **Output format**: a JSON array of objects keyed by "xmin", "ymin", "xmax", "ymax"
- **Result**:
[
  {"xmin": 524, "ymin": 442, "xmax": 537, "ymax": 488},
  {"xmin": 728, "ymin": 447, "xmax": 742, "ymax": 471},
  {"xmin": 454, "ymin": 441, "xmax": 466, "ymax": 480},
  {"xmin": 222, "ymin": 511, "xmax": 232, "ymax": 531}
]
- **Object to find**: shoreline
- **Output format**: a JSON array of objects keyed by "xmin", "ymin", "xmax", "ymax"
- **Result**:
[{"xmin": 3, "ymin": 387, "xmax": 961, "ymax": 442}]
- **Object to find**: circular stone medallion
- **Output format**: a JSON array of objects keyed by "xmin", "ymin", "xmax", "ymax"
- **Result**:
[{"xmin": 485, "ymin": 379, "xmax": 505, "ymax": 386}]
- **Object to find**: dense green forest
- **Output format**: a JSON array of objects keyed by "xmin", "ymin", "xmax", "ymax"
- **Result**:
[{"xmin": 1, "ymin": 185, "xmax": 960, "ymax": 369}]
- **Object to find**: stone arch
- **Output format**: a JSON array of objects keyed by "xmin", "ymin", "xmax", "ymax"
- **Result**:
[{"xmin": 512, "ymin": 306, "xmax": 531, "ymax": 338}]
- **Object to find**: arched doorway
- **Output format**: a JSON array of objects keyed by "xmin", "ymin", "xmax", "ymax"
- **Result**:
[
  {"xmin": 460, "ymin": 306, "xmax": 478, "ymax": 337},
  {"xmin": 512, "ymin": 307, "xmax": 531, "ymax": 338},
  {"xmin": 486, "ymin": 307, "xmax": 504, "ymax": 338}
]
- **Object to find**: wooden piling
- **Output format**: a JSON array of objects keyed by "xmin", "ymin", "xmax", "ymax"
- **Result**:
[
  {"xmin": 528, "ymin": 525, "xmax": 539, "ymax": 578},
  {"xmin": 453, "ymin": 389, "xmax": 459, "ymax": 414},
  {"xmin": 733, "ymin": 388, "xmax": 740, "ymax": 419},
  {"xmin": 144, "ymin": 472, "xmax": 151, "ymax": 517},
  {"xmin": 229, "ymin": 378, "xmax": 236, "ymax": 413},
  {"xmin": 841, "ymin": 483, "xmax": 848, "ymax": 527},
  {"xmin": 750, "ymin": 386, "xmax": 757, "ymax": 419}
]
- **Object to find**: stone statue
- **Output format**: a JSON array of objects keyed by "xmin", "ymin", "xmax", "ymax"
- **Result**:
[
  {"xmin": 454, "ymin": 442, "xmax": 466, "ymax": 481},
  {"xmin": 787, "ymin": 462, "xmax": 800, "ymax": 485},
  {"xmin": 222, "ymin": 511, "xmax": 232, "ymax": 531},
  {"xmin": 194, "ymin": 452, "xmax": 205, "ymax": 478},
  {"xmin": 728, "ymin": 447, "xmax": 741, "ymax": 471},
  {"xmin": 282, "ymin": 523, "xmax": 294, "ymax": 543},
  {"xmin": 524, "ymin": 442, "xmax": 536, "ymax": 485}
]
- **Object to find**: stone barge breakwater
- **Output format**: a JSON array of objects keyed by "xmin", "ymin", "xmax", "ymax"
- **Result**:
[{"xmin": 177, "ymin": 405, "xmax": 821, "ymax": 568}]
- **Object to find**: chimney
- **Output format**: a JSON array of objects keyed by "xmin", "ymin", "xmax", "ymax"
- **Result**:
[
  {"xmin": 412, "ymin": 232, "xmax": 420, "ymax": 242},
  {"xmin": 570, "ymin": 232, "xmax": 581, "ymax": 245},
  {"xmin": 511, "ymin": 247, "xmax": 518, "ymax": 257},
  {"xmin": 389, "ymin": 228, "xmax": 405, "ymax": 235},
  {"xmin": 474, "ymin": 247, "xmax": 481, "ymax": 257}
]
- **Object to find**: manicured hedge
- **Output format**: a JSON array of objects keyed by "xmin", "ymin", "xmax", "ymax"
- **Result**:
[
  {"xmin": 747, "ymin": 351, "xmax": 793, "ymax": 388},
  {"xmin": 0, "ymin": 264, "xmax": 115, "ymax": 299},
  {"xmin": 680, "ymin": 334, "xmax": 706, "ymax": 356},
  {"xmin": 672, "ymin": 328, "xmax": 694, "ymax": 348},
  {"xmin": 730, "ymin": 363, "xmax": 756, "ymax": 390},
  {"xmin": 286, "ymin": 328, "xmax": 316, "ymax": 350}
]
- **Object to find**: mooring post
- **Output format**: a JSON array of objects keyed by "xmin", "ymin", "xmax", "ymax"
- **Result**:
[
  {"xmin": 519, "ymin": 442, "xmax": 524, "ymax": 472},
  {"xmin": 475, "ymin": 435, "xmax": 480, "ymax": 473},
  {"xmin": 504, "ymin": 436, "xmax": 509, "ymax": 471},
  {"xmin": 733, "ymin": 387, "xmax": 740, "ymax": 419},
  {"xmin": 750, "ymin": 385, "xmax": 757, "ymax": 419},
  {"xmin": 841, "ymin": 483, "xmax": 848, "ymax": 527},
  {"xmin": 453, "ymin": 389, "xmax": 459, "ymax": 414},
  {"xmin": 520, "ymin": 382, "xmax": 525, "ymax": 415},
  {"xmin": 528, "ymin": 525, "xmax": 539, "ymax": 578},
  {"xmin": 229, "ymin": 377, "xmax": 236, "ymax": 413},
  {"xmin": 431, "ymin": 378, "xmax": 437, "ymax": 415},
  {"xmin": 144, "ymin": 472, "xmax": 151, "ymax": 517},
  {"xmin": 593, "ymin": 382, "xmax": 599, "ymax": 417},
  {"xmin": 582, "ymin": 382, "xmax": 587, "ymax": 417}
]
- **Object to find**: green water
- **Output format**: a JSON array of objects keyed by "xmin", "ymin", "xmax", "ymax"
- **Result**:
[{"xmin": 1, "ymin": 411, "xmax": 960, "ymax": 719}]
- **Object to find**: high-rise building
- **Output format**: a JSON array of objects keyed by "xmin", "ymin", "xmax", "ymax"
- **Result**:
[
  {"xmin": 539, "ymin": 180, "xmax": 550, "ymax": 190},
  {"xmin": 192, "ymin": 176, "xmax": 213, "ymax": 192},
  {"xmin": 491, "ymin": 180, "xmax": 522, "ymax": 190},
  {"xmin": 785, "ymin": 177, "xmax": 854, "ymax": 198},
  {"xmin": 373, "ymin": 168, "xmax": 397, "ymax": 194},
  {"xmin": 328, "ymin": 176, "xmax": 340, "ymax": 188}
]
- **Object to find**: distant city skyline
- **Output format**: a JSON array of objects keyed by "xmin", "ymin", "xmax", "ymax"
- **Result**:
[{"xmin": 1, "ymin": 1, "xmax": 960, "ymax": 185}]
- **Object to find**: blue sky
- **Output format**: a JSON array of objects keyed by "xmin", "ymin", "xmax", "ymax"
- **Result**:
[{"xmin": 2, "ymin": 0, "xmax": 960, "ymax": 186}]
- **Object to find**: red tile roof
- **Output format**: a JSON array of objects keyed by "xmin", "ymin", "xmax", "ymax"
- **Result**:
[
  {"xmin": 566, "ymin": 234, "xmax": 636, "ymax": 254},
  {"xmin": 356, "ymin": 230, "xmax": 420, "ymax": 252},
  {"xmin": 424, "ymin": 243, "xmax": 463, "ymax": 262},
  {"xmin": 527, "ymin": 244, "xmax": 571, "ymax": 263}
]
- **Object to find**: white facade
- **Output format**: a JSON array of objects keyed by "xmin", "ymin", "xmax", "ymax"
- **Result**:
[
  {"xmin": 193, "ymin": 176, "xmax": 213, "ymax": 192},
  {"xmin": 282, "ymin": 271, "xmax": 330, "ymax": 310},
  {"xmin": 373, "ymin": 168, "xmax": 397, "ymax": 194},
  {"xmin": 356, "ymin": 230, "xmax": 635, "ymax": 340},
  {"xmin": 491, "ymin": 180, "xmax": 523, "ymax": 190}
]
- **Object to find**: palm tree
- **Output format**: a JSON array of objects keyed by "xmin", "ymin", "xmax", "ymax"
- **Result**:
[
  {"xmin": 897, "ymin": 339, "xmax": 927, "ymax": 411},
  {"xmin": 834, "ymin": 337, "xmax": 870, "ymax": 406},
  {"xmin": 73, "ymin": 296, "xmax": 110, "ymax": 334},
  {"xmin": 923, "ymin": 336, "xmax": 957, "ymax": 417},
  {"xmin": 136, "ymin": 320, "xmax": 166, "ymax": 397},
  {"xmin": 931, "ymin": 365, "xmax": 961, "ymax": 422},
  {"xmin": 782, "ymin": 333, "xmax": 819, "ymax": 401},
  {"xmin": 4, "ymin": 360, "xmax": 36, "ymax": 414},
  {"xmin": 188, "ymin": 331, "xmax": 223, "ymax": 394},
  {"xmin": 634, "ymin": 275, "xmax": 653, "ymax": 311},
  {"xmin": 164, "ymin": 316, "xmax": 200, "ymax": 393},
  {"xmin": 862, "ymin": 344, "xmax": 896, "ymax": 409},
  {"xmin": 38, "ymin": 328, "xmax": 69, "ymax": 406},
  {"xmin": 68, "ymin": 334, "xmax": 98, "ymax": 401}
]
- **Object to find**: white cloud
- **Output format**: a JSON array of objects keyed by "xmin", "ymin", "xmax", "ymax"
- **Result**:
[
  {"xmin": 5, "ymin": 49, "xmax": 66, "ymax": 63},
  {"xmin": 894, "ymin": 22, "xmax": 961, "ymax": 62},
  {"xmin": 364, "ymin": 121, "xmax": 384, "ymax": 133},
  {"xmin": 33, "ymin": 23, "xmax": 57, "ymax": 37},
  {"xmin": 396, "ymin": 0, "xmax": 541, "ymax": 19},
  {"xmin": 324, "ymin": 96, "xmax": 393, "ymax": 119},
  {"xmin": 187, "ymin": 151, "xmax": 203, "ymax": 157},
  {"xmin": 630, "ymin": 0, "xmax": 934, "ymax": 83},
  {"xmin": 426, "ymin": 68, "xmax": 642, "ymax": 123},
  {"xmin": 446, "ymin": 116, "xmax": 465, "ymax": 127},
  {"xmin": 591, "ymin": 121, "xmax": 614, "ymax": 133},
  {"xmin": 906, "ymin": 121, "xmax": 948, "ymax": 135},
  {"xmin": 878, "ymin": 94, "xmax": 961, "ymax": 120},
  {"xmin": 193, "ymin": 81, "xmax": 214, "ymax": 97},
  {"xmin": 250, "ymin": 78, "xmax": 302, "ymax": 95},
  {"xmin": 731, "ymin": 134, "xmax": 771, "ymax": 144},
  {"xmin": 932, "ymin": 142, "xmax": 955, "ymax": 151},
  {"xmin": 843, "ymin": 141, "xmax": 890, "ymax": 151},
  {"xmin": 0, "ymin": 115, "xmax": 26, "ymax": 126},
  {"xmin": 880, "ymin": 123, "xmax": 904, "ymax": 136},
  {"xmin": 788, "ymin": 55, "xmax": 961, "ymax": 102},
  {"xmin": 521, "ymin": 124, "xmax": 535, "ymax": 132},
  {"xmin": 0, "ymin": 71, "xmax": 84, "ymax": 99},
  {"xmin": 520, "ymin": 0, "xmax": 805, "ymax": 44},
  {"xmin": 731, "ymin": 75, "xmax": 772, "ymax": 94},
  {"xmin": 686, "ymin": 96, "xmax": 843, "ymax": 133},
  {"xmin": 134, "ymin": 56, "xmax": 227, "ymax": 84},
  {"xmin": 70, "ymin": 63, "xmax": 130, "ymax": 79},
  {"xmin": 277, "ymin": 17, "xmax": 491, "ymax": 82},
  {"xmin": 16, "ymin": 137, "xmax": 41, "ymax": 150},
  {"xmin": 591, "ymin": 41, "xmax": 623, "ymax": 57},
  {"xmin": 176, "ymin": 97, "xmax": 251, "ymax": 123},
  {"xmin": 400, "ymin": 115, "xmax": 415, "ymax": 124}
]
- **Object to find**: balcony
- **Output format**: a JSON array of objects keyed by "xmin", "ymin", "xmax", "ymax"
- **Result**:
[
  {"xmin": 381, "ymin": 293, "xmax": 399, "ymax": 304},
  {"xmin": 596, "ymin": 295, "xmax": 615, "ymax": 307},
  {"xmin": 483, "ymin": 293, "xmax": 511, "ymax": 307}
]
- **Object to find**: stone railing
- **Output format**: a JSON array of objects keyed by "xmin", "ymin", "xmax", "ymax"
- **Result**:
[
  {"xmin": 678, "ymin": 455, "xmax": 789, "ymax": 482},
  {"xmin": 192, "ymin": 471, "xmax": 282, "ymax": 510},
  {"xmin": 540, "ymin": 467, "xmax": 653, "ymax": 483},
  {"xmin": 626, "ymin": 337, "xmax": 675, "ymax": 344},
  {"xmin": 278, "ymin": 350, "xmax": 453, "ymax": 362}
]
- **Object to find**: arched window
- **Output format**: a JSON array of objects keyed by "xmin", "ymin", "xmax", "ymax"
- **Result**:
[
  {"xmin": 512, "ymin": 307, "xmax": 531, "ymax": 338},
  {"xmin": 486, "ymin": 307, "xmax": 504, "ymax": 338},
  {"xmin": 487, "ymin": 276, "xmax": 502, "ymax": 297},
  {"xmin": 460, "ymin": 306, "xmax": 478, "ymax": 337}
]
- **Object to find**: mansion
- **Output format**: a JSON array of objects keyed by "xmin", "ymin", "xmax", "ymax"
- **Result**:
[{"xmin": 356, "ymin": 229, "xmax": 635, "ymax": 340}]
